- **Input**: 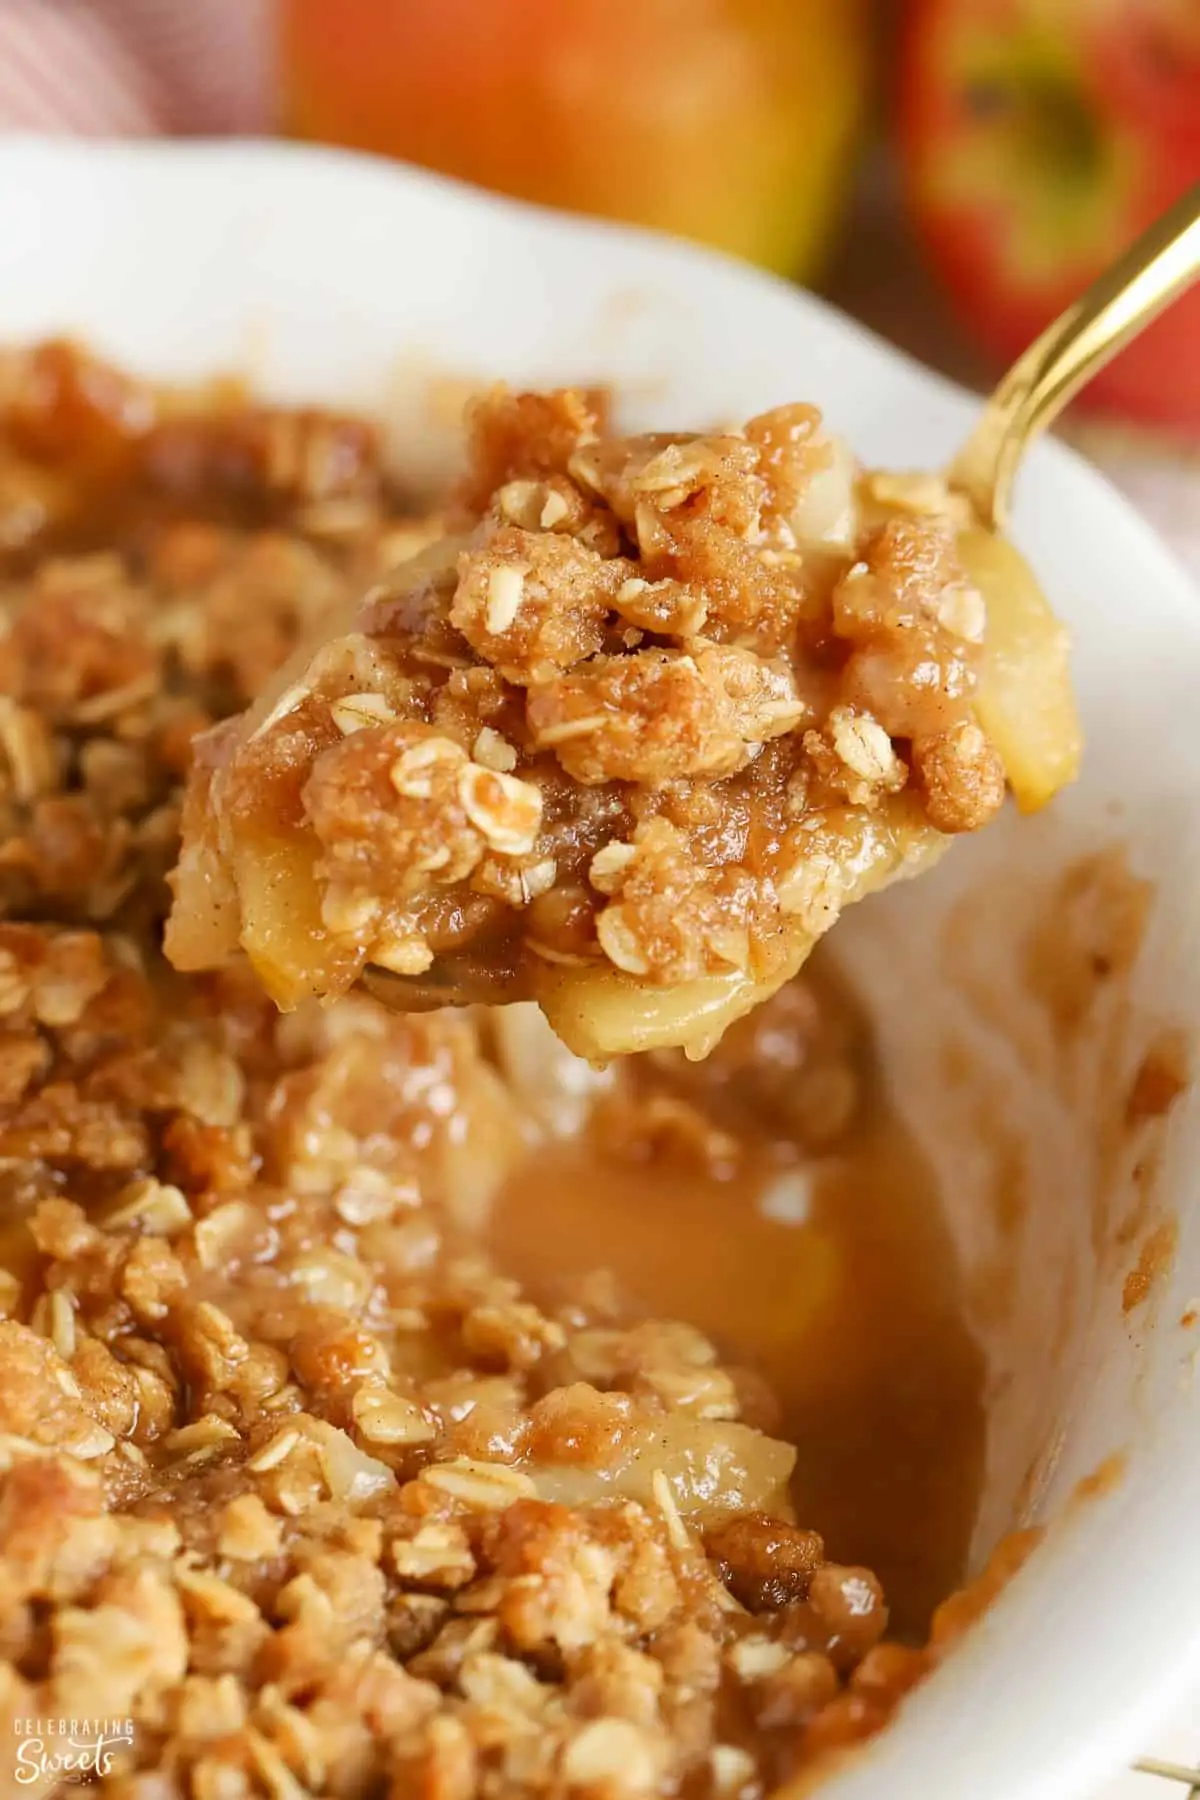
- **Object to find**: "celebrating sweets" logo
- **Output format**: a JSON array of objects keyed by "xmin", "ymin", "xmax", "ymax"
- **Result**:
[{"xmin": 12, "ymin": 1719, "xmax": 136, "ymax": 1785}]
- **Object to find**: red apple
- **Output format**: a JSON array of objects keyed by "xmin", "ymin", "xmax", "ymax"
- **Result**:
[{"xmin": 899, "ymin": 0, "xmax": 1200, "ymax": 437}]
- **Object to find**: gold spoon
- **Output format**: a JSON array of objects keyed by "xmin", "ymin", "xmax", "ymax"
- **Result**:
[
  {"xmin": 952, "ymin": 178, "xmax": 1200, "ymax": 817},
  {"xmin": 950, "ymin": 179, "xmax": 1200, "ymax": 529},
  {"xmin": 366, "ymin": 182, "xmax": 1200, "ymax": 1017}
]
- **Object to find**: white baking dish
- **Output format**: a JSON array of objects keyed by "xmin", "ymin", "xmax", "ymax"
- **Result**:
[{"xmin": 0, "ymin": 136, "xmax": 1197, "ymax": 1800}]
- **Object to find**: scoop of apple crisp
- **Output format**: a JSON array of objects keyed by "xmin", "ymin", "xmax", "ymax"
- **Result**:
[{"xmin": 165, "ymin": 386, "xmax": 1079, "ymax": 1058}]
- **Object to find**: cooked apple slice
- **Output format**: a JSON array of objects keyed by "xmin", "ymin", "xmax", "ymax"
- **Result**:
[{"xmin": 958, "ymin": 526, "xmax": 1082, "ymax": 813}]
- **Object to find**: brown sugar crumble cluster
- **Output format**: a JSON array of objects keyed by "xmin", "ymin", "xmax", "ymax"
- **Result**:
[
  {"xmin": 0, "ymin": 342, "xmax": 1026, "ymax": 1798},
  {"xmin": 166, "ymin": 384, "xmax": 1017, "ymax": 1058}
]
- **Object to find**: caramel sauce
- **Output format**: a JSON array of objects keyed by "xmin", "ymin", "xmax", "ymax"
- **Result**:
[
  {"xmin": 1069, "ymin": 1451, "xmax": 1127, "ymax": 1504},
  {"xmin": 490, "ymin": 1068, "xmax": 986, "ymax": 1638},
  {"xmin": 1122, "ymin": 1218, "xmax": 1180, "ymax": 1315}
]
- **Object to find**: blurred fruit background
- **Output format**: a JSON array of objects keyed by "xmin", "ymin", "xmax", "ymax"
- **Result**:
[
  {"xmin": 0, "ymin": 0, "xmax": 1195, "ymax": 564},
  {"xmin": 896, "ymin": 0, "xmax": 1200, "ymax": 436},
  {"xmin": 278, "ymin": 0, "xmax": 1200, "ymax": 448},
  {"xmin": 282, "ymin": 0, "xmax": 873, "ymax": 282}
]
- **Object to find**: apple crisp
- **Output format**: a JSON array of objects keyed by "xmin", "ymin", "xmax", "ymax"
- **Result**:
[
  {"xmin": 165, "ymin": 386, "xmax": 1080, "ymax": 1059},
  {"xmin": 0, "ymin": 342, "xmax": 1011, "ymax": 1797},
  {"xmin": 0, "ymin": 918, "xmax": 968, "ymax": 1799}
]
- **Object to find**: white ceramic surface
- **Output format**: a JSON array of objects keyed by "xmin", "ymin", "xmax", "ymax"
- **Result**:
[{"xmin": 0, "ymin": 138, "xmax": 1197, "ymax": 1800}]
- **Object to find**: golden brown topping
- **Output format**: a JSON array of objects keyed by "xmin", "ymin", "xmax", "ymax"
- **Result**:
[
  {"xmin": 528, "ymin": 644, "xmax": 801, "ymax": 787},
  {"xmin": 451, "ymin": 526, "xmax": 627, "ymax": 683},
  {"xmin": 590, "ymin": 818, "xmax": 756, "ymax": 985},
  {"xmin": 0, "ymin": 340, "xmax": 1071, "ymax": 1797},
  {"xmin": 163, "ymin": 376, "xmax": 1062, "ymax": 1059},
  {"xmin": 456, "ymin": 384, "xmax": 608, "ymax": 515},
  {"xmin": 310, "ymin": 726, "xmax": 482, "ymax": 890},
  {"xmin": 912, "ymin": 721, "xmax": 1007, "ymax": 835}
]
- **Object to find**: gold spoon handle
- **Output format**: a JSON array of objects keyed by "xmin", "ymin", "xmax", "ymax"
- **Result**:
[{"xmin": 950, "ymin": 180, "xmax": 1200, "ymax": 529}]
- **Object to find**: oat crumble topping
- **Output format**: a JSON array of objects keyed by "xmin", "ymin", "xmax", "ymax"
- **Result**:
[
  {"xmin": 0, "ymin": 915, "xmax": 947, "ymax": 1799},
  {"xmin": 163, "ymin": 383, "xmax": 1080, "ymax": 1060},
  {"xmin": 0, "ymin": 343, "xmax": 1057, "ymax": 1798}
]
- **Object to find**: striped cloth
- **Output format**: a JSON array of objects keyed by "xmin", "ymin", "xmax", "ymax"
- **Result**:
[{"xmin": 0, "ymin": 0, "xmax": 271, "ymax": 135}]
